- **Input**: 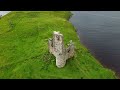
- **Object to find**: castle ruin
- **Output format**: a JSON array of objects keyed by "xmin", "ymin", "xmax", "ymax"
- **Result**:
[{"xmin": 48, "ymin": 31, "xmax": 75, "ymax": 68}]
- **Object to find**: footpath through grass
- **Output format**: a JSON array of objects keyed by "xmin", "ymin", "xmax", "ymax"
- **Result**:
[{"xmin": 0, "ymin": 11, "xmax": 117, "ymax": 79}]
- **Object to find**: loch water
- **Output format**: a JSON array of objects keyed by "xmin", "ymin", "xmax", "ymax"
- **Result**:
[{"xmin": 70, "ymin": 11, "xmax": 120, "ymax": 75}]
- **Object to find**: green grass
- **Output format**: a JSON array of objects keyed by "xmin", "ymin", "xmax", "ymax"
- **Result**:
[{"xmin": 0, "ymin": 11, "xmax": 117, "ymax": 79}]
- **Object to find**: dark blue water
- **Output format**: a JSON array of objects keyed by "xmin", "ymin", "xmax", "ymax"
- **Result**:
[{"xmin": 70, "ymin": 11, "xmax": 120, "ymax": 74}]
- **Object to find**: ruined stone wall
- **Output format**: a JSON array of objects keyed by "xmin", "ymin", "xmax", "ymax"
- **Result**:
[{"xmin": 48, "ymin": 31, "xmax": 74, "ymax": 68}]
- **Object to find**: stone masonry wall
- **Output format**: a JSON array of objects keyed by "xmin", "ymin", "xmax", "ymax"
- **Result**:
[{"xmin": 48, "ymin": 31, "xmax": 74, "ymax": 68}]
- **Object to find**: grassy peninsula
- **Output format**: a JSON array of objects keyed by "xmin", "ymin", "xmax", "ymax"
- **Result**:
[{"xmin": 0, "ymin": 11, "xmax": 117, "ymax": 79}]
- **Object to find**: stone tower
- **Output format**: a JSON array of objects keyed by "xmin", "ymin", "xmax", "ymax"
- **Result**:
[{"xmin": 48, "ymin": 31, "xmax": 75, "ymax": 68}]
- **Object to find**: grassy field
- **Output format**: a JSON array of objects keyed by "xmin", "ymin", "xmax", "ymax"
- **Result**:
[{"xmin": 0, "ymin": 11, "xmax": 117, "ymax": 79}]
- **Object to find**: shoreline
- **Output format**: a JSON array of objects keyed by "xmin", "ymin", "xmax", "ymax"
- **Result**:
[
  {"xmin": 0, "ymin": 11, "xmax": 117, "ymax": 79},
  {"xmin": 69, "ymin": 12, "xmax": 118, "ymax": 78}
]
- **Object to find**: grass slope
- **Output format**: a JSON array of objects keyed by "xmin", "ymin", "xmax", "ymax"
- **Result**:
[{"xmin": 0, "ymin": 11, "xmax": 117, "ymax": 79}]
